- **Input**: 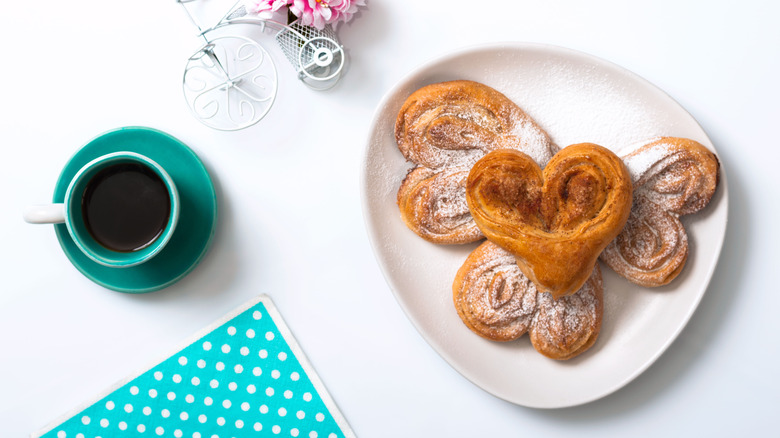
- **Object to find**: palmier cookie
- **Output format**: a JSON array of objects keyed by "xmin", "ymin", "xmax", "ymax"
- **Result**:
[
  {"xmin": 453, "ymin": 241, "xmax": 603, "ymax": 360},
  {"xmin": 466, "ymin": 144, "xmax": 632, "ymax": 299},
  {"xmin": 395, "ymin": 80, "xmax": 557, "ymax": 244},
  {"xmin": 600, "ymin": 137, "xmax": 720, "ymax": 287},
  {"xmin": 396, "ymin": 166, "xmax": 482, "ymax": 244},
  {"xmin": 395, "ymin": 80, "xmax": 556, "ymax": 170}
]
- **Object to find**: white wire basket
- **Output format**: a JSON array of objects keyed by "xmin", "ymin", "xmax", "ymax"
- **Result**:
[{"xmin": 178, "ymin": 0, "xmax": 346, "ymax": 130}]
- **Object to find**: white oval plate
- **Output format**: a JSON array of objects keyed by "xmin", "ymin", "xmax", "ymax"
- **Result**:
[{"xmin": 360, "ymin": 43, "xmax": 727, "ymax": 408}]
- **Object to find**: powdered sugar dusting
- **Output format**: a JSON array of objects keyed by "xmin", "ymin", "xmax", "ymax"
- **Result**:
[
  {"xmin": 395, "ymin": 81, "xmax": 558, "ymax": 244},
  {"xmin": 428, "ymin": 166, "xmax": 472, "ymax": 229},
  {"xmin": 397, "ymin": 165, "xmax": 483, "ymax": 244},
  {"xmin": 600, "ymin": 197, "xmax": 689, "ymax": 287},
  {"xmin": 455, "ymin": 242, "xmax": 603, "ymax": 358},
  {"xmin": 511, "ymin": 116, "xmax": 559, "ymax": 168},
  {"xmin": 419, "ymin": 166, "xmax": 480, "ymax": 238},
  {"xmin": 620, "ymin": 137, "xmax": 674, "ymax": 184},
  {"xmin": 529, "ymin": 265, "xmax": 602, "ymax": 359},
  {"xmin": 599, "ymin": 137, "xmax": 718, "ymax": 287},
  {"xmin": 402, "ymin": 99, "xmax": 556, "ymax": 170},
  {"xmin": 455, "ymin": 242, "xmax": 537, "ymax": 338}
]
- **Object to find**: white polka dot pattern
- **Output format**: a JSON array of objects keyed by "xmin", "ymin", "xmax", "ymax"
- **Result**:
[{"xmin": 35, "ymin": 296, "xmax": 353, "ymax": 438}]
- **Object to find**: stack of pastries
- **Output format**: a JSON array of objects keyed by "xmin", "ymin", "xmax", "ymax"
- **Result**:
[{"xmin": 395, "ymin": 80, "xmax": 720, "ymax": 360}]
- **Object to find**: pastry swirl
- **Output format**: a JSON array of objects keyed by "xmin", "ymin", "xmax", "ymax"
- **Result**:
[
  {"xmin": 395, "ymin": 80, "xmax": 557, "ymax": 244},
  {"xmin": 466, "ymin": 144, "xmax": 632, "ymax": 299},
  {"xmin": 396, "ymin": 166, "xmax": 483, "ymax": 244},
  {"xmin": 395, "ymin": 80, "xmax": 555, "ymax": 170},
  {"xmin": 600, "ymin": 137, "xmax": 720, "ymax": 287},
  {"xmin": 453, "ymin": 241, "xmax": 603, "ymax": 360},
  {"xmin": 529, "ymin": 265, "xmax": 603, "ymax": 360},
  {"xmin": 453, "ymin": 241, "xmax": 537, "ymax": 341}
]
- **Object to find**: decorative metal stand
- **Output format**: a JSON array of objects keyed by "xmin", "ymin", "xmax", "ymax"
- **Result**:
[{"xmin": 178, "ymin": 0, "xmax": 346, "ymax": 130}]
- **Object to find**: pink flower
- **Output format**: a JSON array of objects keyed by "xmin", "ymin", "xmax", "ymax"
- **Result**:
[
  {"xmin": 289, "ymin": 0, "xmax": 330, "ymax": 30},
  {"xmin": 247, "ymin": 0, "xmax": 290, "ymax": 20},
  {"xmin": 331, "ymin": 0, "xmax": 365, "ymax": 25},
  {"xmin": 289, "ymin": 0, "xmax": 365, "ymax": 30}
]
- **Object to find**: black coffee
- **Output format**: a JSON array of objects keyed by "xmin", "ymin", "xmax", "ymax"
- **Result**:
[{"xmin": 82, "ymin": 162, "xmax": 171, "ymax": 252}]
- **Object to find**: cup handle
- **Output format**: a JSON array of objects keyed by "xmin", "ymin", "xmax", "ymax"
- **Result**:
[{"xmin": 23, "ymin": 204, "xmax": 66, "ymax": 224}]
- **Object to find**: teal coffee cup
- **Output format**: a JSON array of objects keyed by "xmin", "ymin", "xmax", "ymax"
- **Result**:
[{"xmin": 25, "ymin": 151, "xmax": 180, "ymax": 267}]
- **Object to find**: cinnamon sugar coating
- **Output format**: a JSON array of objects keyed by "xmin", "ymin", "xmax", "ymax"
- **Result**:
[
  {"xmin": 396, "ymin": 166, "xmax": 482, "ymax": 244},
  {"xmin": 453, "ymin": 241, "xmax": 602, "ymax": 360},
  {"xmin": 395, "ymin": 80, "xmax": 556, "ymax": 244},
  {"xmin": 600, "ymin": 137, "xmax": 720, "ymax": 287},
  {"xmin": 466, "ymin": 144, "xmax": 632, "ymax": 299}
]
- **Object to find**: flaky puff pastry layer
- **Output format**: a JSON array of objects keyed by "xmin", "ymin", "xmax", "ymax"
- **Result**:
[
  {"xmin": 394, "ymin": 80, "xmax": 556, "ymax": 244},
  {"xmin": 601, "ymin": 137, "xmax": 720, "ymax": 287},
  {"xmin": 396, "ymin": 166, "xmax": 482, "ymax": 244},
  {"xmin": 453, "ymin": 241, "xmax": 603, "ymax": 360},
  {"xmin": 394, "ymin": 80, "xmax": 555, "ymax": 170},
  {"xmin": 466, "ymin": 144, "xmax": 632, "ymax": 299}
]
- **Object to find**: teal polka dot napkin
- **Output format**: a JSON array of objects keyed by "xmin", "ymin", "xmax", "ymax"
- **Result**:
[{"xmin": 34, "ymin": 295, "xmax": 354, "ymax": 438}]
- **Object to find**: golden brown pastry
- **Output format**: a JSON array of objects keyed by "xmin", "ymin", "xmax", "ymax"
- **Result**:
[
  {"xmin": 396, "ymin": 166, "xmax": 483, "ymax": 244},
  {"xmin": 529, "ymin": 269, "xmax": 603, "ymax": 360},
  {"xmin": 395, "ymin": 80, "xmax": 557, "ymax": 244},
  {"xmin": 395, "ymin": 80, "xmax": 556, "ymax": 170},
  {"xmin": 600, "ymin": 137, "xmax": 720, "ymax": 287},
  {"xmin": 453, "ymin": 241, "xmax": 602, "ymax": 360},
  {"xmin": 453, "ymin": 241, "xmax": 537, "ymax": 341},
  {"xmin": 466, "ymin": 144, "xmax": 633, "ymax": 299}
]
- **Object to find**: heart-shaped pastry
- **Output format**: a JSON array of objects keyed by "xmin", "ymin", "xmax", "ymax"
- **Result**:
[
  {"xmin": 600, "ymin": 137, "xmax": 720, "ymax": 287},
  {"xmin": 452, "ymin": 240, "xmax": 603, "ymax": 360},
  {"xmin": 466, "ymin": 143, "xmax": 633, "ymax": 299},
  {"xmin": 394, "ymin": 80, "xmax": 557, "ymax": 244}
]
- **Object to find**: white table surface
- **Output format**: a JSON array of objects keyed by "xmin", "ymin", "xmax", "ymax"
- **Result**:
[{"xmin": 2, "ymin": 1, "xmax": 778, "ymax": 436}]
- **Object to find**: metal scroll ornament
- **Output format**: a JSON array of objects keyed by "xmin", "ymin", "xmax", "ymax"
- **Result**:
[
  {"xmin": 178, "ymin": 1, "xmax": 346, "ymax": 131},
  {"xmin": 184, "ymin": 35, "xmax": 277, "ymax": 131}
]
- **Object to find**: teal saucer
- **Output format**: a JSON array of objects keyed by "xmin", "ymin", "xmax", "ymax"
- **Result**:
[{"xmin": 53, "ymin": 127, "xmax": 217, "ymax": 293}]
